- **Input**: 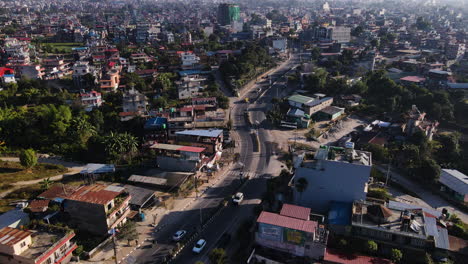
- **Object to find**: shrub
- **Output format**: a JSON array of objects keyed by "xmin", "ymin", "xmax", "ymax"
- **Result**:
[{"xmin": 19, "ymin": 149, "xmax": 37, "ymax": 169}]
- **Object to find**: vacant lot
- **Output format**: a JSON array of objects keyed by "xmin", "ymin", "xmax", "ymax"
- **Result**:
[{"xmin": 0, "ymin": 160, "xmax": 68, "ymax": 187}]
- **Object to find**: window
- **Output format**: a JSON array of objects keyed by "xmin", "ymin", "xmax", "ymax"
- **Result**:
[
  {"xmin": 45, "ymin": 258, "xmax": 52, "ymax": 264},
  {"xmin": 20, "ymin": 241, "xmax": 26, "ymax": 247}
]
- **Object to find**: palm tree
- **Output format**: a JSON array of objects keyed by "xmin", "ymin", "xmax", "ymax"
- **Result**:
[
  {"xmin": 295, "ymin": 177, "xmax": 308, "ymax": 204},
  {"xmin": 103, "ymin": 132, "xmax": 139, "ymax": 163},
  {"xmin": 39, "ymin": 178, "xmax": 53, "ymax": 190}
]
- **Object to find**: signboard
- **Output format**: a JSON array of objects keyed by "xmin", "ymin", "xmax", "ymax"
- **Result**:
[
  {"xmin": 259, "ymin": 224, "xmax": 282, "ymax": 242},
  {"xmin": 283, "ymin": 228, "xmax": 305, "ymax": 245}
]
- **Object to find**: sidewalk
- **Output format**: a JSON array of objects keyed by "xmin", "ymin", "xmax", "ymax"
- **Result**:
[{"xmin": 82, "ymin": 157, "xmax": 237, "ymax": 264}]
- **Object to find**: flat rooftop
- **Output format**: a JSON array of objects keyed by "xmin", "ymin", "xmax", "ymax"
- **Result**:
[
  {"xmin": 20, "ymin": 231, "xmax": 61, "ymax": 260},
  {"xmin": 310, "ymin": 146, "xmax": 372, "ymax": 166}
]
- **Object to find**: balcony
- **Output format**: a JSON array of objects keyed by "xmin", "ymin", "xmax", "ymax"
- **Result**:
[{"xmin": 107, "ymin": 193, "xmax": 131, "ymax": 217}]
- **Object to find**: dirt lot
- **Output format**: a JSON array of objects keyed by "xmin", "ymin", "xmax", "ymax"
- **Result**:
[{"xmin": 267, "ymin": 115, "xmax": 368, "ymax": 152}]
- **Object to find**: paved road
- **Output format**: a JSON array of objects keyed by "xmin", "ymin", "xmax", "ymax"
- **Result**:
[
  {"xmin": 121, "ymin": 55, "xmax": 299, "ymax": 264},
  {"xmin": 376, "ymin": 165, "xmax": 468, "ymax": 223},
  {"xmin": 172, "ymin": 54, "xmax": 300, "ymax": 264}
]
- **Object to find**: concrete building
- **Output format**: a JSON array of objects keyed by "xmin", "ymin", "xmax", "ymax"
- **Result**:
[
  {"xmin": 292, "ymin": 145, "xmax": 371, "ymax": 213},
  {"xmin": 287, "ymin": 95, "xmax": 334, "ymax": 116},
  {"xmin": 121, "ymin": 87, "xmax": 148, "ymax": 120},
  {"xmin": 99, "ymin": 69, "xmax": 120, "ymax": 92},
  {"xmin": 176, "ymin": 75, "xmax": 206, "ymax": 99},
  {"xmin": 352, "ymin": 200, "xmax": 450, "ymax": 253},
  {"xmin": 175, "ymin": 129, "xmax": 223, "ymax": 155},
  {"xmin": 72, "ymin": 61, "xmax": 96, "ymax": 89},
  {"xmin": 0, "ymin": 227, "xmax": 76, "ymax": 264},
  {"xmin": 255, "ymin": 204, "xmax": 328, "ymax": 259},
  {"xmin": 439, "ymin": 169, "xmax": 468, "ymax": 202},
  {"xmin": 80, "ymin": 90, "xmax": 102, "ymax": 111},
  {"xmin": 14, "ymin": 65, "xmax": 45, "ymax": 80},
  {"xmin": 150, "ymin": 143, "xmax": 206, "ymax": 172},
  {"xmin": 64, "ymin": 184, "xmax": 131, "ymax": 236},
  {"xmin": 217, "ymin": 3, "xmax": 241, "ymax": 26},
  {"xmin": 272, "ymin": 38, "xmax": 288, "ymax": 53},
  {"xmin": 0, "ymin": 67, "xmax": 16, "ymax": 85},
  {"xmin": 445, "ymin": 43, "xmax": 465, "ymax": 60},
  {"xmin": 180, "ymin": 52, "xmax": 200, "ymax": 69}
]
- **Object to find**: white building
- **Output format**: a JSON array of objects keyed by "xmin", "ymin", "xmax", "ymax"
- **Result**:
[
  {"xmin": 180, "ymin": 52, "xmax": 200, "ymax": 69},
  {"xmin": 80, "ymin": 90, "xmax": 102, "ymax": 111}
]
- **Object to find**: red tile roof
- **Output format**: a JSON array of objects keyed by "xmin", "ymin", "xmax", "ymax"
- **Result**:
[
  {"xmin": 38, "ymin": 185, "xmax": 79, "ymax": 200},
  {"xmin": 257, "ymin": 211, "xmax": 317, "ymax": 233},
  {"xmin": 178, "ymin": 146, "xmax": 205, "ymax": 153},
  {"xmin": 0, "ymin": 227, "xmax": 32, "ymax": 246},
  {"xmin": 324, "ymin": 248, "xmax": 394, "ymax": 264},
  {"xmin": 400, "ymin": 76, "xmax": 426, "ymax": 83},
  {"xmin": 280, "ymin": 203, "xmax": 310, "ymax": 220},
  {"xmin": 67, "ymin": 184, "xmax": 121, "ymax": 205},
  {"xmin": 0, "ymin": 67, "xmax": 14, "ymax": 77}
]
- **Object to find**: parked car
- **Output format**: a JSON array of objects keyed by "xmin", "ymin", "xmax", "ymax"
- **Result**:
[
  {"xmin": 232, "ymin": 192, "xmax": 244, "ymax": 205},
  {"xmin": 172, "ymin": 230, "xmax": 187, "ymax": 241},
  {"xmin": 192, "ymin": 239, "xmax": 206, "ymax": 254}
]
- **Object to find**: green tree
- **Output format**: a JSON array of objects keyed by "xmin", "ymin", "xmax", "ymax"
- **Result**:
[
  {"xmin": 424, "ymin": 253, "xmax": 434, "ymax": 264},
  {"xmin": 39, "ymin": 178, "xmax": 53, "ymax": 190},
  {"xmin": 351, "ymin": 26, "xmax": 363, "ymax": 37},
  {"xmin": 366, "ymin": 240, "xmax": 378, "ymax": 254},
  {"xmin": 391, "ymin": 248, "xmax": 403, "ymax": 263},
  {"xmin": 117, "ymin": 221, "xmax": 138, "ymax": 245},
  {"xmin": 311, "ymin": 47, "xmax": 321, "ymax": 60},
  {"xmin": 20, "ymin": 149, "xmax": 37, "ymax": 169},
  {"xmin": 295, "ymin": 178, "xmax": 308, "ymax": 203},
  {"xmin": 209, "ymin": 248, "xmax": 228, "ymax": 264},
  {"xmin": 103, "ymin": 132, "xmax": 139, "ymax": 163},
  {"xmin": 417, "ymin": 158, "xmax": 440, "ymax": 183},
  {"xmin": 304, "ymin": 68, "xmax": 328, "ymax": 92}
]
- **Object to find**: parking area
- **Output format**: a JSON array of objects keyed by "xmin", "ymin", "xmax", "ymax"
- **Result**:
[{"xmin": 268, "ymin": 115, "xmax": 368, "ymax": 152}]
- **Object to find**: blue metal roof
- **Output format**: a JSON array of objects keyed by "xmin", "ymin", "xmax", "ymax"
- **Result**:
[
  {"xmin": 175, "ymin": 129, "xmax": 223, "ymax": 138},
  {"xmin": 0, "ymin": 209, "xmax": 29, "ymax": 229},
  {"xmin": 178, "ymin": 70, "xmax": 211, "ymax": 76},
  {"xmin": 328, "ymin": 201, "xmax": 351, "ymax": 225}
]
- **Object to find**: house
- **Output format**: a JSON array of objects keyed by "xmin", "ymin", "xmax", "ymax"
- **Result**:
[
  {"xmin": 63, "ymin": 184, "xmax": 131, "ymax": 236},
  {"xmin": 0, "ymin": 209, "xmax": 30, "ymax": 229},
  {"xmin": 0, "ymin": 67, "xmax": 16, "ymax": 85},
  {"xmin": 351, "ymin": 200, "xmax": 450, "ymax": 254},
  {"xmin": 287, "ymin": 94, "xmax": 314, "ymax": 109},
  {"xmin": 130, "ymin": 53, "xmax": 150, "ymax": 64},
  {"xmin": 120, "ymin": 87, "xmax": 148, "ymax": 121},
  {"xmin": 255, "ymin": 204, "xmax": 328, "ymax": 259},
  {"xmin": 317, "ymin": 106, "xmax": 345, "ymax": 121},
  {"xmin": 72, "ymin": 61, "xmax": 96, "ymax": 89},
  {"xmin": 144, "ymin": 117, "xmax": 169, "ymax": 143},
  {"xmin": 405, "ymin": 105, "xmax": 438, "ymax": 140},
  {"xmin": 0, "ymin": 227, "xmax": 77, "ymax": 264},
  {"xmin": 150, "ymin": 143, "xmax": 206, "ymax": 172},
  {"xmin": 304, "ymin": 97, "xmax": 334, "ymax": 116},
  {"xmin": 80, "ymin": 90, "xmax": 102, "ymax": 111},
  {"xmin": 14, "ymin": 65, "xmax": 45, "ymax": 79},
  {"xmin": 176, "ymin": 75, "xmax": 206, "ymax": 99},
  {"xmin": 175, "ymin": 129, "xmax": 223, "ymax": 155},
  {"xmin": 399, "ymin": 76, "xmax": 426, "ymax": 85},
  {"xmin": 180, "ymin": 52, "xmax": 200, "ymax": 69},
  {"xmin": 438, "ymin": 169, "xmax": 468, "ymax": 202},
  {"xmin": 99, "ymin": 69, "xmax": 120, "ymax": 92},
  {"xmin": 292, "ymin": 145, "xmax": 371, "ymax": 213}
]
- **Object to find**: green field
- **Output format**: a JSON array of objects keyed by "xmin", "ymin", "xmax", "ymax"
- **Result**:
[
  {"xmin": 42, "ymin": 42, "xmax": 82, "ymax": 53},
  {"xmin": 0, "ymin": 160, "xmax": 68, "ymax": 186}
]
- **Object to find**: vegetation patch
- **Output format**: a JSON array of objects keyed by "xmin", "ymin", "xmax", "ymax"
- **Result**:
[{"xmin": 0, "ymin": 160, "xmax": 68, "ymax": 186}]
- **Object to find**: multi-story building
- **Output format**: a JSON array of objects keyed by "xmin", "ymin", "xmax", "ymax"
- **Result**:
[
  {"xmin": 255, "ymin": 204, "xmax": 328, "ymax": 259},
  {"xmin": 150, "ymin": 143, "xmax": 206, "ymax": 172},
  {"xmin": 292, "ymin": 144, "xmax": 371, "ymax": 213},
  {"xmin": 120, "ymin": 87, "xmax": 148, "ymax": 120},
  {"xmin": 14, "ymin": 65, "xmax": 45, "ymax": 80},
  {"xmin": 304, "ymin": 26, "xmax": 351, "ymax": 44},
  {"xmin": 351, "ymin": 200, "xmax": 450, "ymax": 254},
  {"xmin": 217, "ymin": 3, "xmax": 241, "ymax": 26},
  {"xmin": 176, "ymin": 75, "xmax": 206, "ymax": 99},
  {"xmin": 72, "ymin": 61, "xmax": 96, "ymax": 89},
  {"xmin": 80, "ymin": 90, "xmax": 102, "ymax": 111},
  {"xmin": 180, "ymin": 52, "xmax": 200, "ymax": 70},
  {"xmin": 0, "ymin": 227, "xmax": 77, "ymax": 264},
  {"xmin": 175, "ymin": 129, "xmax": 223, "ymax": 155},
  {"xmin": 63, "ymin": 184, "xmax": 131, "ymax": 236},
  {"xmin": 99, "ymin": 69, "xmax": 120, "ymax": 92}
]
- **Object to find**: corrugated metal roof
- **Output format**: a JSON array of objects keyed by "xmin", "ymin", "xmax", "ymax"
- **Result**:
[
  {"xmin": 128, "ymin": 175, "xmax": 167, "ymax": 185},
  {"xmin": 29, "ymin": 200, "xmax": 50, "ymax": 213},
  {"xmin": 150, "ymin": 143, "xmax": 182, "ymax": 151},
  {"xmin": 387, "ymin": 201, "xmax": 442, "ymax": 218},
  {"xmin": 287, "ymin": 94, "xmax": 314, "ymax": 105},
  {"xmin": 80, "ymin": 163, "xmax": 115, "ymax": 174},
  {"xmin": 0, "ymin": 209, "xmax": 29, "ymax": 229},
  {"xmin": 0, "ymin": 227, "xmax": 31, "ymax": 246},
  {"xmin": 66, "ymin": 184, "xmax": 122, "ymax": 205},
  {"xmin": 175, "ymin": 129, "xmax": 223, "ymax": 138},
  {"xmin": 305, "ymin": 97, "xmax": 333, "ymax": 107},
  {"xmin": 38, "ymin": 185, "xmax": 79, "ymax": 200},
  {"xmin": 439, "ymin": 169, "xmax": 468, "ymax": 195},
  {"xmin": 256, "ymin": 211, "xmax": 317, "ymax": 233},
  {"xmin": 178, "ymin": 146, "xmax": 205, "ymax": 153},
  {"xmin": 280, "ymin": 204, "xmax": 310, "ymax": 220}
]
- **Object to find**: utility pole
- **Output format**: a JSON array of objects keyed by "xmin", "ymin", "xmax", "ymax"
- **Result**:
[
  {"xmin": 385, "ymin": 159, "xmax": 391, "ymax": 187},
  {"xmin": 111, "ymin": 230, "xmax": 118, "ymax": 264}
]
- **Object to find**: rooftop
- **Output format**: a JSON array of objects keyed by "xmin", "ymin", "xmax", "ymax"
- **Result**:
[
  {"xmin": 324, "ymin": 248, "xmax": 394, "ymax": 264},
  {"xmin": 38, "ymin": 185, "xmax": 79, "ymax": 200},
  {"xmin": 439, "ymin": 169, "xmax": 468, "ymax": 195},
  {"xmin": 311, "ymin": 145, "xmax": 372, "ymax": 166},
  {"xmin": 287, "ymin": 94, "xmax": 314, "ymax": 105},
  {"xmin": 175, "ymin": 129, "xmax": 223, "ymax": 138},
  {"xmin": 257, "ymin": 211, "xmax": 317, "ymax": 233},
  {"xmin": 279, "ymin": 203, "xmax": 310, "ymax": 220},
  {"xmin": 0, "ymin": 227, "xmax": 31, "ymax": 246},
  {"xmin": 150, "ymin": 143, "xmax": 205, "ymax": 153},
  {"xmin": 66, "ymin": 184, "xmax": 124, "ymax": 205},
  {"xmin": 80, "ymin": 163, "xmax": 115, "ymax": 174},
  {"xmin": 0, "ymin": 209, "xmax": 29, "ymax": 229}
]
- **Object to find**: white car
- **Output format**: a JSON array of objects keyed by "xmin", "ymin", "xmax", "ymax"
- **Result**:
[
  {"xmin": 172, "ymin": 230, "xmax": 187, "ymax": 241},
  {"xmin": 232, "ymin": 192, "xmax": 244, "ymax": 205},
  {"xmin": 192, "ymin": 239, "xmax": 206, "ymax": 254}
]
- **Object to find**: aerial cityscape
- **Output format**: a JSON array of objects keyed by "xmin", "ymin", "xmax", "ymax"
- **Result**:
[{"xmin": 0, "ymin": 0, "xmax": 468, "ymax": 263}]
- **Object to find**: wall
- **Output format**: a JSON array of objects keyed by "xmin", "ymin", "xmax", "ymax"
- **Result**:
[
  {"xmin": 64, "ymin": 200, "xmax": 108, "ymax": 236},
  {"xmin": 157, "ymin": 156, "xmax": 198, "ymax": 172}
]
